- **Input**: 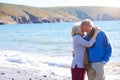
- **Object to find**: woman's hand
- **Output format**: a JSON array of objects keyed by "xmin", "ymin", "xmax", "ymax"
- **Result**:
[{"xmin": 72, "ymin": 51, "xmax": 75, "ymax": 57}]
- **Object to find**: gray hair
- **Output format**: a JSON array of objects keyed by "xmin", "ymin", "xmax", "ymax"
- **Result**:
[
  {"xmin": 71, "ymin": 23, "xmax": 81, "ymax": 37},
  {"xmin": 80, "ymin": 19, "xmax": 93, "ymax": 27}
]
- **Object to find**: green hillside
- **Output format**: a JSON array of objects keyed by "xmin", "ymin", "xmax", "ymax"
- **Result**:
[{"xmin": 0, "ymin": 3, "xmax": 120, "ymax": 24}]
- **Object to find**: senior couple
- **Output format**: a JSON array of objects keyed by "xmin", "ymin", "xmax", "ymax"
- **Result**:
[{"xmin": 71, "ymin": 19, "xmax": 112, "ymax": 80}]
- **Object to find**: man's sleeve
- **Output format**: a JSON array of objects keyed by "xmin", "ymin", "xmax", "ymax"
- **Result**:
[{"xmin": 102, "ymin": 32, "xmax": 112, "ymax": 63}]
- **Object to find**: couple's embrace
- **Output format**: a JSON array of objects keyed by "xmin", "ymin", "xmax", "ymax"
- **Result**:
[{"xmin": 71, "ymin": 19, "xmax": 112, "ymax": 80}]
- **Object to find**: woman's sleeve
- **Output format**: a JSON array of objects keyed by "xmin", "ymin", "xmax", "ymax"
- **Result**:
[{"xmin": 75, "ymin": 35, "xmax": 96, "ymax": 47}]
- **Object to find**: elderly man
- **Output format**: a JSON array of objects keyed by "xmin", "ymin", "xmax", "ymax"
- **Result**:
[{"xmin": 81, "ymin": 19, "xmax": 112, "ymax": 80}]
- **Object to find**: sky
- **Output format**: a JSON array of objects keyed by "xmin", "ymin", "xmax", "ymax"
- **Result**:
[{"xmin": 0, "ymin": 0, "xmax": 120, "ymax": 8}]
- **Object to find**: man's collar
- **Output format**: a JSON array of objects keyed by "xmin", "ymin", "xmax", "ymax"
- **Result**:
[{"xmin": 88, "ymin": 27, "xmax": 95, "ymax": 39}]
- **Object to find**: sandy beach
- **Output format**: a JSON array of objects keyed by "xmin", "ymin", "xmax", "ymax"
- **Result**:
[
  {"xmin": 0, "ymin": 62, "xmax": 120, "ymax": 80},
  {"xmin": 0, "ymin": 66, "xmax": 70, "ymax": 80},
  {"xmin": 104, "ymin": 62, "xmax": 120, "ymax": 80}
]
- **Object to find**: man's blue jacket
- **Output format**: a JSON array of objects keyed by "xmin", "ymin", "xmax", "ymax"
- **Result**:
[{"xmin": 85, "ymin": 31, "xmax": 112, "ymax": 63}]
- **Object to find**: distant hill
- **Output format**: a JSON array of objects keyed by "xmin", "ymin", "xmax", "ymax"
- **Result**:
[{"xmin": 0, "ymin": 3, "xmax": 120, "ymax": 24}]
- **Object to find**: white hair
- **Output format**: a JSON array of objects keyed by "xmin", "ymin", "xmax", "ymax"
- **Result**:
[
  {"xmin": 71, "ymin": 22, "xmax": 81, "ymax": 37},
  {"xmin": 74, "ymin": 22, "xmax": 81, "ymax": 33}
]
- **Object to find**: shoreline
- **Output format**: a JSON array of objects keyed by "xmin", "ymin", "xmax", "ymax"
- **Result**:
[{"xmin": 0, "ymin": 62, "xmax": 120, "ymax": 80}]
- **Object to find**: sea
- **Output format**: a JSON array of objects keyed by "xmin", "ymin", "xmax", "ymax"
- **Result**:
[{"xmin": 0, "ymin": 21, "xmax": 120, "ymax": 79}]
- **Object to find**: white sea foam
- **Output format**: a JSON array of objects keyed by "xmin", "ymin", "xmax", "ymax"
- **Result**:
[
  {"xmin": 0, "ymin": 50, "xmax": 72, "ymax": 78},
  {"xmin": 0, "ymin": 50, "xmax": 120, "ymax": 80}
]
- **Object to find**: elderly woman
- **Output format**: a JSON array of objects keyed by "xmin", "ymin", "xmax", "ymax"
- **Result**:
[{"xmin": 71, "ymin": 24, "xmax": 100, "ymax": 80}]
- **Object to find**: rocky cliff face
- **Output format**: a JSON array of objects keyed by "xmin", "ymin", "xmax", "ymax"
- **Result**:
[
  {"xmin": 0, "ymin": 9, "xmax": 119, "ymax": 24},
  {"xmin": 97, "ymin": 13, "xmax": 116, "ymax": 21},
  {"xmin": 10, "ymin": 10, "xmax": 76, "ymax": 24},
  {"xmin": 10, "ymin": 11, "xmax": 118, "ymax": 24}
]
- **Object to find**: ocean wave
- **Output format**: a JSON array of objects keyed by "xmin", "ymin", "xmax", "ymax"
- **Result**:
[
  {"xmin": 0, "ymin": 50, "xmax": 72, "ymax": 68},
  {"xmin": 39, "ymin": 61, "xmax": 70, "ymax": 68}
]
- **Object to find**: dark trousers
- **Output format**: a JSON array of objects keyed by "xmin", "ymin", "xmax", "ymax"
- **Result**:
[{"xmin": 71, "ymin": 65, "xmax": 86, "ymax": 80}]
